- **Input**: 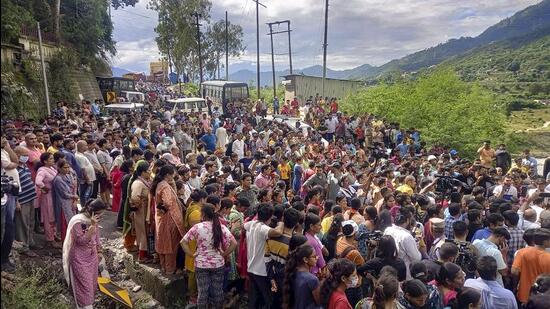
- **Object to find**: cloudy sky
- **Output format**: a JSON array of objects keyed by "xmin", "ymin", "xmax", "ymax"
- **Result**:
[{"xmin": 110, "ymin": 0, "xmax": 541, "ymax": 74}]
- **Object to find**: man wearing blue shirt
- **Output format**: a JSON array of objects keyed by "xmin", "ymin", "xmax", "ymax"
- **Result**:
[
  {"xmin": 471, "ymin": 213, "xmax": 505, "ymax": 242},
  {"xmin": 200, "ymin": 128, "xmax": 217, "ymax": 152},
  {"xmin": 464, "ymin": 256, "xmax": 517, "ymax": 309}
]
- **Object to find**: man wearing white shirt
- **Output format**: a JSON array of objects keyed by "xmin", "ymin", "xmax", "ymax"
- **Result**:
[
  {"xmin": 232, "ymin": 134, "xmax": 245, "ymax": 159},
  {"xmin": 383, "ymin": 208, "xmax": 421, "ymax": 279},
  {"xmin": 492, "ymin": 175, "xmax": 517, "ymax": 201},
  {"xmin": 244, "ymin": 204, "xmax": 283, "ymax": 309},
  {"xmin": 75, "ymin": 140, "xmax": 96, "ymax": 206},
  {"xmin": 215, "ymin": 124, "xmax": 228, "ymax": 150}
]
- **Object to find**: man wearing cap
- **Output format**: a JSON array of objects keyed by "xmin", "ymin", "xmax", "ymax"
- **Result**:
[
  {"xmin": 383, "ymin": 208, "xmax": 421, "ymax": 279},
  {"xmin": 473, "ymin": 227, "xmax": 511, "ymax": 287},
  {"xmin": 428, "ymin": 217, "xmax": 446, "ymax": 260}
]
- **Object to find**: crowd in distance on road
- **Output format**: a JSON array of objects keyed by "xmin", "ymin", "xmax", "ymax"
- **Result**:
[{"xmin": 1, "ymin": 89, "xmax": 550, "ymax": 309}]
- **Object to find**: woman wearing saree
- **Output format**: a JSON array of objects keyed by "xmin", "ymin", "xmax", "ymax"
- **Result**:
[
  {"xmin": 129, "ymin": 161, "xmax": 152, "ymax": 263},
  {"xmin": 151, "ymin": 165, "xmax": 185, "ymax": 274},
  {"xmin": 52, "ymin": 159, "xmax": 78, "ymax": 241},
  {"xmin": 35, "ymin": 152, "xmax": 59, "ymax": 248},
  {"xmin": 62, "ymin": 199, "xmax": 107, "ymax": 309},
  {"xmin": 116, "ymin": 160, "xmax": 134, "ymax": 229}
]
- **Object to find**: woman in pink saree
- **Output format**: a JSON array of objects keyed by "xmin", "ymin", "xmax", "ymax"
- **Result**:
[
  {"xmin": 62, "ymin": 199, "xmax": 107, "ymax": 309},
  {"xmin": 34, "ymin": 152, "xmax": 59, "ymax": 248},
  {"xmin": 151, "ymin": 165, "xmax": 185, "ymax": 274}
]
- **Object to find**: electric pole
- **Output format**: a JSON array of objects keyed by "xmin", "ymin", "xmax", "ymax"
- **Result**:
[
  {"xmin": 37, "ymin": 22, "xmax": 51, "ymax": 115},
  {"xmin": 253, "ymin": 0, "xmax": 266, "ymax": 98},
  {"xmin": 266, "ymin": 20, "xmax": 293, "ymax": 97},
  {"xmin": 192, "ymin": 13, "xmax": 203, "ymax": 88},
  {"xmin": 267, "ymin": 24, "xmax": 276, "ymax": 98},
  {"xmin": 288, "ymin": 20, "xmax": 293, "ymax": 74},
  {"xmin": 225, "ymin": 11, "xmax": 229, "ymax": 81},
  {"xmin": 322, "ymin": 0, "xmax": 329, "ymax": 97}
]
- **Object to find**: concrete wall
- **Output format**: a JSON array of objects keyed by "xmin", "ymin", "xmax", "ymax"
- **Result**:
[{"xmin": 283, "ymin": 75, "xmax": 363, "ymax": 103}]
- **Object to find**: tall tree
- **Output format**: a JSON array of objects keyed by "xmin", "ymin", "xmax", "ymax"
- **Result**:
[{"xmin": 204, "ymin": 19, "xmax": 244, "ymax": 79}]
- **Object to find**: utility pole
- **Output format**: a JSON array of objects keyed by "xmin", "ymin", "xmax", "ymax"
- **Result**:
[
  {"xmin": 225, "ymin": 11, "xmax": 229, "ymax": 81},
  {"xmin": 37, "ymin": 22, "xmax": 51, "ymax": 115},
  {"xmin": 192, "ymin": 13, "xmax": 203, "ymax": 89},
  {"xmin": 267, "ymin": 24, "xmax": 276, "ymax": 98},
  {"xmin": 288, "ymin": 20, "xmax": 293, "ymax": 74},
  {"xmin": 266, "ymin": 20, "xmax": 293, "ymax": 94},
  {"xmin": 322, "ymin": 0, "xmax": 329, "ymax": 98},
  {"xmin": 253, "ymin": 0, "xmax": 266, "ymax": 98}
]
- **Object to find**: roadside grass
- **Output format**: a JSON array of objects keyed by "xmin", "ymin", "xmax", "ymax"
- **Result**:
[{"xmin": 1, "ymin": 263, "xmax": 71, "ymax": 309}]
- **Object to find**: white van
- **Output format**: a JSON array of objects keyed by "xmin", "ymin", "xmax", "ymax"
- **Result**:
[
  {"xmin": 120, "ymin": 91, "xmax": 145, "ymax": 103},
  {"xmin": 166, "ymin": 97, "xmax": 207, "ymax": 114},
  {"xmin": 104, "ymin": 103, "xmax": 145, "ymax": 114}
]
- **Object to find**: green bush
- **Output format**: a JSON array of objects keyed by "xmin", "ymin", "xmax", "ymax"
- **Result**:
[
  {"xmin": 1, "ymin": 265, "xmax": 70, "ymax": 309},
  {"xmin": 342, "ymin": 69, "xmax": 509, "ymax": 158}
]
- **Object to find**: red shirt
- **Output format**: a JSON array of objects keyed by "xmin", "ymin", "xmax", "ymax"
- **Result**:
[
  {"xmin": 330, "ymin": 101, "xmax": 338, "ymax": 113},
  {"xmin": 328, "ymin": 289, "xmax": 352, "ymax": 309}
]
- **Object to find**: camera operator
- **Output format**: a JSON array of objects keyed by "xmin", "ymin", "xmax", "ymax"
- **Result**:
[
  {"xmin": 1, "ymin": 136, "xmax": 21, "ymax": 273},
  {"xmin": 451, "ymin": 220, "xmax": 479, "ymax": 279}
]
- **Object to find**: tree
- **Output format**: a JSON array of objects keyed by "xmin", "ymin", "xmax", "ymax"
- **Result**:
[
  {"xmin": 342, "ymin": 69, "xmax": 508, "ymax": 158},
  {"xmin": 150, "ymin": 0, "xmax": 212, "ymax": 83},
  {"xmin": 507, "ymin": 61, "xmax": 521, "ymax": 74},
  {"xmin": 204, "ymin": 19, "xmax": 244, "ymax": 79}
]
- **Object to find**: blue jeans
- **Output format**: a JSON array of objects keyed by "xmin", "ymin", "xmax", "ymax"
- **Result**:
[
  {"xmin": 79, "ymin": 183, "xmax": 92, "ymax": 207},
  {"xmin": 1, "ymin": 195, "xmax": 16, "ymax": 265}
]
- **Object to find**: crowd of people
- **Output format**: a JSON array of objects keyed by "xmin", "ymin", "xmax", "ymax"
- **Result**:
[{"xmin": 1, "ymin": 91, "xmax": 550, "ymax": 309}]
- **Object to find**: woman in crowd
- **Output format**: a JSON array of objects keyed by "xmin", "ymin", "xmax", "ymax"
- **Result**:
[
  {"xmin": 119, "ymin": 160, "xmax": 136, "ymax": 239},
  {"xmin": 370, "ymin": 273, "xmax": 400, "ymax": 309},
  {"xmin": 62, "ymin": 199, "xmax": 106, "ymax": 309},
  {"xmin": 52, "ymin": 158, "xmax": 78, "ymax": 241},
  {"xmin": 35, "ymin": 152, "xmax": 59, "ymax": 248},
  {"xmin": 283, "ymin": 244, "xmax": 321, "ymax": 309},
  {"xmin": 397, "ymin": 279, "xmax": 429, "ymax": 309},
  {"xmin": 111, "ymin": 158, "xmax": 132, "ymax": 214},
  {"xmin": 322, "ymin": 213, "xmax": 345, "ymax": 262},
  {"xmin": 358, "ymin": 235, "xmax": 407, "ymax": 281},
  {"xmin": 181, "ymin": 203, "xmax": 237, "ymax": 308},
  {"xmin": 152, "ymin": 165, "xmax": 185, "ymax": 274},
  {"xmin": 321, "ymin": 258, "xmax": 357, "ymax": 309},
  {"xmin": 448, "ymin": 288, "xmax": 481, "ymax": 309},
  {"xmin": 429, "ymin": 262, "xmax": 465, "ymax": 307},
  {"xmin": 304, "ymin": 213, "xmax": 327, "ymax": 276},
  {"xmin": 129, "ymin": 161, "xmax": 152, "ymax": 263}
]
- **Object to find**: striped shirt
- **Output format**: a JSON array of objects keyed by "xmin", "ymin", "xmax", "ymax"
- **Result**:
[{"xmin": 16, "ymin": 165, "xmax": 37, "ymax": 204}]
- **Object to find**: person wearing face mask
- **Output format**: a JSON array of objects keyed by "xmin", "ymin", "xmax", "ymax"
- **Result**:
[
  {"xmin": 336, "ymin": 220, "xmax": 365, "ymax": 307},
  {"xmin": 13, "ymin": 146, "xmax": 38, "ymax": 257},
  {"xmin": 321, "ymin": 258, "xmax": 358, "ymax": 309}
]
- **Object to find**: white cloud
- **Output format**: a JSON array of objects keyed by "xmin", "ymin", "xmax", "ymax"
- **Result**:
[{"xmin": 110, "ymin": 0, "xmax": 542, "ymax": 72}]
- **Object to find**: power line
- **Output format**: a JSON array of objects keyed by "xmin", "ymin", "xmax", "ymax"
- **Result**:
[{"xmin": 116, "ymin": 8, "xmax": 153, "ymax": 19}]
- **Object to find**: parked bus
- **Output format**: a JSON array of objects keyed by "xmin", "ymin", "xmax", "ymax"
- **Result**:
[
  {"xmin": 97, "ymin": 77, "xmax": 136, "ymax": 103},
  {"xmin": 201, "ymin": 80, "xmax": 249, "ymax": 113}
]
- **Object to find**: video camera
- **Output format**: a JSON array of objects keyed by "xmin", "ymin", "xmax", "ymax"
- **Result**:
[
  {"xmin": 445, "ymin": 239, "xmax": 477, "ymax": 274},
  {"xmin": 357, "ymin": 230, "xmax": 383, "ymax": 244},
  {"xmin": 1, "ymin": 174, "xmax": 19, "ymax": 199}
]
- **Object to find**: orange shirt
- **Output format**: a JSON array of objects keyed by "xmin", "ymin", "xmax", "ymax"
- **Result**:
[
  {"xmin": 512, "ymin": 247, "xmax": 550, "ymax": 303},
  {"xmin": 478, "ymin": 147, "xmax": 495, "ymax": 167},
  {"xmin": 336, "ymin": 238, "xmax": 365, "ymax": 266}
]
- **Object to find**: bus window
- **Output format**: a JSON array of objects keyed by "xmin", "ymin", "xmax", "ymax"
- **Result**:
[{"xmin": 186, "ymin": 102, "xmax": 197, "ymax": 110}]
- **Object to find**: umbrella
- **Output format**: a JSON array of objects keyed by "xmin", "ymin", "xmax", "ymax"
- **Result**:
[{"xmin": 97, "ymin": 277, "xmax": 133, "ymax": 308}]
